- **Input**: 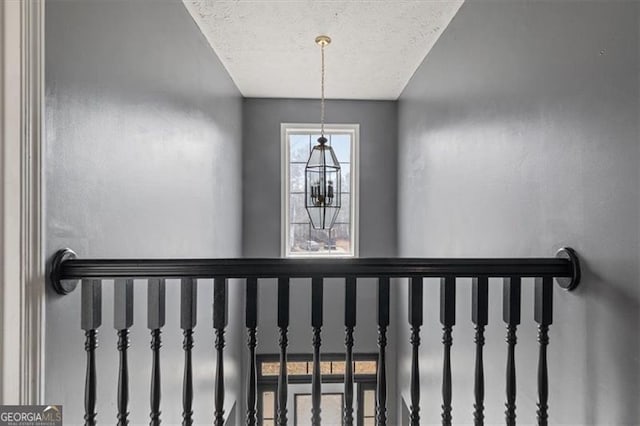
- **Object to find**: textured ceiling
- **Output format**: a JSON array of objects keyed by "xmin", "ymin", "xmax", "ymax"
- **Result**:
[{"xmin": 183, "ymin": 0, "xmax": 463, "ymax": 100}]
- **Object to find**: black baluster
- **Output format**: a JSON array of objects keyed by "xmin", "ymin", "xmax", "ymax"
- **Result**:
[
  {"xmin": 311, "ymin": 277, "xmax": 323, "ymax": 426},
  {"xmin": 181, "ymin": 278, "xmax": 197, "ymax": 426},
  {"xmin": 246, "ymin": 278, "xmax": 258, "ymax": 426},
  {"xmin": 440, "ymin": 276, "xmax": 455, "ymax": 426},
  {"xmin": 114, "ymin": 279, "xmax": 133, "ymax": 426},
  {"xmin": 472, "ymin": 277, "xmax": 488, "ymax": 426},
  {"xmin": 344, "ymin": 276, "xmax": 357, "ymax": 426},
  {"xmin": 409, "ymin": 277, "xmax": 423, "ymax": 426},
  {"xmin": 214, "ymin": 277, "xmax": 228, "ymax": 426},
  {"xmin": 277, "ymin": 277, "xmax": 290, "ymax": 426},
  {"xmin": 535, "ymin": 277, "xmax": 553, "ymax": 426},
  {"xmin": 82, "ymin": 279, "xmax": 102, "ymax": 426},
  {"xmin": 503, "ymin": 277, "xmax": 521, "ymax": 426},
  {"xmin": 148, "ymin": 279, "xmax": 166, "ymax": 426},
  {"xmin": 376, "ymin": 277, "xmax": 390, "ymax": 426}
]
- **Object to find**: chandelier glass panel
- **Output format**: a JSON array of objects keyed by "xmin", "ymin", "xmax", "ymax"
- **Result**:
[
  {"xmin": 305, "ymin": 136, "xmax": 341, "ymax": 229},
  {"xmin": 305, "ymin": 35, "xmax": 341, "ymax": 230}
]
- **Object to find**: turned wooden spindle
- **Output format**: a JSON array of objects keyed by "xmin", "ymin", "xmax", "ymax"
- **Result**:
[
  {"xmin": 376, "ymin": 277, "xmax": 390, "ymax": 426},
  {"xmin": 246, "ymin": 277, "xmax": 258, "ymax": 426},
  {"xmin": 472, "ymin": 277, "xmax": 488, "ymax": 426},
  {"xmin": 440, "ymin": 276, "xmax": 455, "ymax": 426},
  {"xmin": 535, "ymin": 276, "xmax": 553, "ymax": 426},
  {"xmin": 82, "ymin": 279, "xmax": 102, "ymax": 426},
  {"xmin": 409, "ymin": 276, "xmax": 423, "ymax": 426},
  {"xmin": 180, "ymin": 278, "xmax": 197, "ymax": 426},
  {"xmin": 503, "ymin": 277, "xmax": 521, "ymax": 426}
]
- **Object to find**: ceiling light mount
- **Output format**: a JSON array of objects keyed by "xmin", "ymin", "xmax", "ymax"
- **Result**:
[{"xmin": 315, "ymin": 35, "xmax": 331, "ymax": 47}]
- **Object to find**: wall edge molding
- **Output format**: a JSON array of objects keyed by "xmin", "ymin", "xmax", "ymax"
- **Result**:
[{"xmin": 1, "ymin": 0, "xmax": 46, "ymax": 404}]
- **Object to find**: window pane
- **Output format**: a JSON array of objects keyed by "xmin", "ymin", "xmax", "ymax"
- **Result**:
[
  {"xmin": 290, "ymin": 134, "xmax": 311, "ymax": 162},
  {"xmin": 290, "ymin": 163, "xmax": 306, "ymax": 192},
  {"xmin": 262, "ymin": 362, "xmax": 279, "ymax": 376},
  {"xmin": 331, "ymin": 224, "xmax": 351, "ymax": 254},
  {"xmin": 331, "ymin": 361, "xmax": 345, "ymax": 375},
  {"xmin": 321, "ymin": 394, "xmax": 343, "ymax": 425},
  {"xmin": 306, "ymin": 361, "xmax": 330, "ymax": 375},
  {"xmin": 310, "ymin": 228, "xmax": 330, "ymax": 248},
  {"xmin": 288, "ymin": 362, "xmax": 308, "ymax": 375},
  {"xmin": 263, "ymin": 391, "xmax": 275, "ymax": 418},
  {"xmin": 329, "ymin": 134, "xmax": 351, "ymax": 162},
  {"xmin": 295, "ymin": 394, "xmax": 311, "ymax": 426},
  {"xmin": 363, "ymin": 418, "xmax": 375, "ymax": 426},
  {"xmin": 340, "ymin": 164, "xmax": 351, "ymax": 193},
  {"xmin": 355, "ymin": 361, "xmax": 377, "ymax": 375},
  {"xmin": 289, "ymin": 224, "xmax": 312, "ymax": 254},
  {"xmin": 291, "ymin": 193, "xmax": 308, "ymax": 223},
  {"xmin": 295, "ymin": 394, "xmax": 343, "ymax": 426},
  {"xmin": 336, "ymin": 197, "xmax": 350, "ymax": 224},
  {"xmin": 364, "ymin": 390, "xmax": 376, "ymax": 416}
]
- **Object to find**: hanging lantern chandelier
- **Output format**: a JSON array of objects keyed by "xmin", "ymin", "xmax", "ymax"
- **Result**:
[{"xmin": 305, "ymin": 35, "xmax": 341, "ymax": 230}]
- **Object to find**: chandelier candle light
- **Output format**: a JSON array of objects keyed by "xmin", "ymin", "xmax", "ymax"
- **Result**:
[{"xmin": 305, "ymin": 35, "xmax": 342, "ymax": 230}]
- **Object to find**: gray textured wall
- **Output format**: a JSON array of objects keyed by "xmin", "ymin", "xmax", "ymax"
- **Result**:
[
  {"xmin": 242, "ymin": 98, "xmax": 398, "ymax": 420},
  {"xmin": 397, "ymin": 1, "xmax": 639, "ymax": 424},
  {"xmin": 44, "ymin": 1, "xmax": 243, "ymax": 424}
]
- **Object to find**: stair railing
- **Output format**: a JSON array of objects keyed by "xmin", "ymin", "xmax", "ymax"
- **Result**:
[{"xmin": 49, "ymin": 247, "xmax": 580, "ymax": 426}]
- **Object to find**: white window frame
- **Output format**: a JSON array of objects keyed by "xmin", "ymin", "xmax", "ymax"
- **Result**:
[{"xmin": 281, "ymin": 123, "xmax": 359, "ymax": 258}]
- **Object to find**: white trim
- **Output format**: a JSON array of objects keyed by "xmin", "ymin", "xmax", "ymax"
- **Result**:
[
  {"xmin": 281, "ymin": 123, "xmax": 360, "ymax": 258},
  {"xmin": 1, "ymin": 0, "xmax": 45, "ymax": 404}
]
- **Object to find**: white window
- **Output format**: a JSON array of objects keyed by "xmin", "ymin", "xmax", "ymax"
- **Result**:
[{"xmin": 281, "ymin": 123, "xmax": 359, "ymax": 257}]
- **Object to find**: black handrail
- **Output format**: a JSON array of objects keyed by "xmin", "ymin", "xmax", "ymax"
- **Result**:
[{"xmin": 50, "ymin": 247, "xmax": 580, "ymax": 294}]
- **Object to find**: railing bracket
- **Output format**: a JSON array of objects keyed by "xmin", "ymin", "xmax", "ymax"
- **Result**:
[
  {"xmin": 50, "ymin": 248, "xmax": 79, "ymax": 295},
  {"xmin": 555, "ymin": 247, "xmax": 580, "ymax": 291}
]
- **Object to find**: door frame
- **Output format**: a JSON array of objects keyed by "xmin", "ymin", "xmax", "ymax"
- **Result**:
[
  {"xmin": 0, "ymin": 0, "xmax": 46, "ymax": 404},
  {"xmin": 256, "ymin": 353, "xmax": 378, "ymax": 425}
]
